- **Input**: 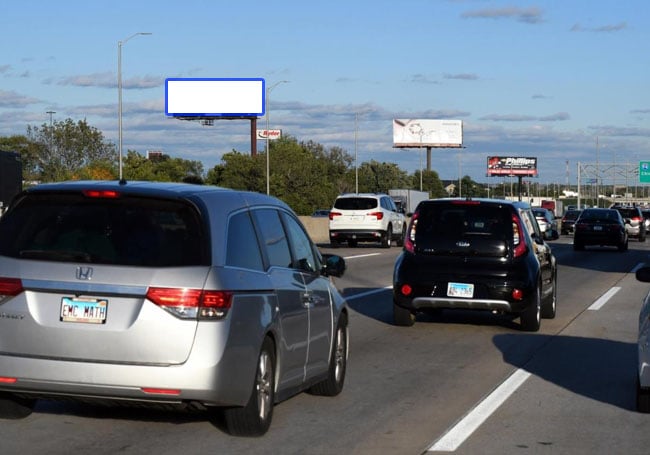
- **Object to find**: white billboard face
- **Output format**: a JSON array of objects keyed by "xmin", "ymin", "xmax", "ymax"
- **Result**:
[
  {"xmin": 165, "ymin": 78, "xmax": 265, "ymax": 117},
  {"xmin": 393, "ymin": 119, "xmax": 463, "ymax": 147}
]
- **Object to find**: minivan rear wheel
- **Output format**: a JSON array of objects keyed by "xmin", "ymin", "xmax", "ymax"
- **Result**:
[
  {"xmin": 310, "ymin": 314, "xmax": 348, "ymax": 396},
  {"xmin": 223, "ymin": 337, "xmax": 275, "ymax": 436}
]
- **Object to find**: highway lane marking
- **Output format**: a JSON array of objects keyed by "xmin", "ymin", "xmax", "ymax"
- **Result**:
[
  {"xmin": 342, "ymin": 253, "xmax": 382, "ymax": 260},
  {"xmin": 345, "ymin": 286, "xmax": 392, "ymax": 301},
  {"xmin": 428, "ymin": 368, "xmax": 532, "ymax": 452},
  {"xmin": 588, "ymin": 287, "xmax": 621, "ymax": 311}
]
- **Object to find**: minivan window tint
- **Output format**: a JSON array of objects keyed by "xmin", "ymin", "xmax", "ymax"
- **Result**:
[
  {"xmin": 281, "ymin": 212, "xmax": 318, "ymax": 273},
  {"xmin": 226, "ymin": 211, "xmax": 264, "ymax": 271},
  {"xmin": 0, "ymin": 192, "xmax": 208, "ymax": 266},
  {"xmin": 334, "ymin": 197, "xmax": 378, "ymax": 210},
  {"xmin": 251, "ymin": 209, "xmax": 292, "ymax": 268}
]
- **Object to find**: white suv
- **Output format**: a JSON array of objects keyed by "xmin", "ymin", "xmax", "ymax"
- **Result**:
[{"xmin": 328, "ymin": 193, "xmax": 407, "ymax": 248}]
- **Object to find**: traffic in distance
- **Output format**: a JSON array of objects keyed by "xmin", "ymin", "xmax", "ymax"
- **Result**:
[{"xmin": 1, "ymin": 185, "xmax": 650, "ymax": 454}]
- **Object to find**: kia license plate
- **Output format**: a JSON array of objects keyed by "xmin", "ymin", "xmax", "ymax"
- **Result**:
[
  {"xmin": 447, "ymin": 282, "xmax": 474, "ymax": 298},
  {"xmin": 60, "ymin": 297, "xmax": 108, "ymax": 324}
]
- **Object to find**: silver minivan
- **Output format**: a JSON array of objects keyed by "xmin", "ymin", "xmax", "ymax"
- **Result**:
[{"xmin": 0, "ymin": 181, "xmax": 348, "ymax": 436}]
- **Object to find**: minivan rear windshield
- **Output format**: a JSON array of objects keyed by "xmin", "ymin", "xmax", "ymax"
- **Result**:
[{"xmin": 0, "ymin": 192, "xmax": 209, "ymax": 266}]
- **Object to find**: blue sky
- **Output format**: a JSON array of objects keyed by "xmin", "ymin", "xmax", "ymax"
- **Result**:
[{"xmin": 1, "ymin": 0, "xmax": 649, "ymax": 185}]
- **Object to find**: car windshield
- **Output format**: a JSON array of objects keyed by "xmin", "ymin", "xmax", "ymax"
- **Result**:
[
  {"xmin": 563, "ymin": 210, "xmax": 580, "ymax": 220},
  {"xmin": 0, "ymin": 192, "xmax": 208, "ymax": 266},
  {"xmin": 334, "ymin": 197, "xmax": 378, "ymax": 210}
]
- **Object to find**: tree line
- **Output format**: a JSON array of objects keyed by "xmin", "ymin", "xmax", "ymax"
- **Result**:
[{"xmin": 0, "ymin": 117, "xmax": 488, "ymax": 215}]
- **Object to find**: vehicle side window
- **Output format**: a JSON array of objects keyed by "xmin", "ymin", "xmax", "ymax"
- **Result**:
[
  {"xmin": 281, "ymin": 212, "xmax": 319, "ymax": 273},
  {"xmin": 226, "ymin": 211, "xmax": 264, "ymax": 271},
  {"xmin": 251, "ymin": 209, "xmax": 292, "ymax": 268},
  {"xmin": 521, "ymin": 210, "xmax": 541, "ymax": 240}
]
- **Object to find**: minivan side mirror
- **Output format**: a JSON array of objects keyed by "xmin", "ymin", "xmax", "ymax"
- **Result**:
[{"xmin": 321, "ymin": 254, "xmax": 346, "ymax": 277}]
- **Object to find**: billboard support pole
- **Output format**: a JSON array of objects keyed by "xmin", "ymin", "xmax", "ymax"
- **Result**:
[{"xmin": 251, "ymin": 117, "xmax": 257, "ymax": 156}]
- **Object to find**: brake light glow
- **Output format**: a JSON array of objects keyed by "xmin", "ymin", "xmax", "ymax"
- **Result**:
[
  {"xmin": 146, "ymin": 287, "xmax": 233, "ymax": 320},
  {"xmin": 512, "ymin": 214, "xmax": 527, "ymax": 258},
  {"xmin": 0, "ymin": 277, "xmax": 23, "ymax": 302},
  {"xmin": 0, "ymin": 376, "xmax": 17, "ymax": 384},
  {"xmin": 82, "ymin": 189, "xmax": 121, "ymax": 198}
]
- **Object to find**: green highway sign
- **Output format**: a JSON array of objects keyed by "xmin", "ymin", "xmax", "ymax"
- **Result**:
[{"xmin": 641, "ymin": 161, "xmax": 650, "ymax": 183}]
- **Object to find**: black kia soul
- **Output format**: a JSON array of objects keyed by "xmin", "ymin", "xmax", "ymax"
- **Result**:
[{"xmin": 392, "ymin": 198, "xmax": 557, "ymax": 332}]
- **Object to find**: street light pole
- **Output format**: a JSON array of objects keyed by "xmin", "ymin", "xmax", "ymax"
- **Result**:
[
  {"xmin": 118, "ymin": 32, "xmax": 151, "ymax": 181},
  {"xmin": 266, "ymin": 80, "xmax": 289, "ymax": 195}
]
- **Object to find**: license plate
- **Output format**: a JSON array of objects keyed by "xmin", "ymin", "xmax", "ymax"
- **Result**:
[
  {"xmin": 447, "ymin": 282, "xmax": 474, "ymax": 298},
  {"xmin": 60, "ymin": 297, "xmax": 108, "ymax": 324},
  {"xmin": 593, "ymin": 225, "xmax": 603, "ymax": 231}
]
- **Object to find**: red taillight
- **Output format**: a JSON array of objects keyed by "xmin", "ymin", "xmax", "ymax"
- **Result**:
[
  {"xmin": 82, "ymin": 189, "xmax": 121, "ymax": 199},
  {"xmin": 400, "ymin": 284, "xmax": 413, "ymax": 296},
  {"xmin": 512, "ymin": 214, "xmax": 527, "ymax": 258},
  {"xmin": 0, "ymin": 277, "xmax": 23, "ymax": 298},
  {"xmin": 511, "ymin": 288, "xmax": 524, "ymax": 300},
  {"xmin": 369, "ymin": 211, "xmax": 384, "ymax": 220},
  {"xmin": 329, "ymin": 211, "xmax": 342, "ymax": 220},
  {"xmin": 141, "ymin": 387, "xmax": 181, "ymax": 396},
  {"xmin": 0, "ymin": 377, "xmax": 18, "ymax": 384},
  {"xmin": 146, "ymin": 288, "xmax": 232, "ymax": 320},
  {"xmin": 404, "ymin": 212, "xmax": 419, "ymax": 253}
]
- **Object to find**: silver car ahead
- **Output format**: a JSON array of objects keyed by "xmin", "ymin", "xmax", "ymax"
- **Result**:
[{"xmin": 0, "ymin": 181, "xmax": 348, "ymax": 436}]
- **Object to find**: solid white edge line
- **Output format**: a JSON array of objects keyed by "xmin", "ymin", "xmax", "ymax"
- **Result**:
[
  {"xmin": 343, "ymin": 253, "xmax": 382, "ymax": 260},
  {"xmin": 345, "ymin": 286, "xmax": 392, "ymax": 301},
  {"xmin": 588, "ymin": 287, "xmax": 621, "ymax": 311},
  {"xmin": 428, "ymin": 369, "xmax": 532, "ymax": 452}
]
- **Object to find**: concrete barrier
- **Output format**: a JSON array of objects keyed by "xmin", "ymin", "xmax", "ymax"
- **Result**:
[{"xmin": 299, "ymin": 216, "xmax": 329, "ymax": 245}]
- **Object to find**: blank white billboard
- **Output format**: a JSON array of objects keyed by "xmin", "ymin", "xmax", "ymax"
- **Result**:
[
  {"xmin": 393, "ymin": 119, "xmax": 463, "ymax": 148},
  {"xmin": 165, "ymin": 78, "xmax": 265, "ymax": 117}
]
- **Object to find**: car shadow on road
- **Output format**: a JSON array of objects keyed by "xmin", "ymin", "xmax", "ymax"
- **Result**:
[{"xmin": 493, "ymin": 333, "xmax": 637, "ymax": 410}]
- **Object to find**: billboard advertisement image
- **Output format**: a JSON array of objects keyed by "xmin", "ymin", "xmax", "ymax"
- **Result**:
[
  {"xmin": 487, "ymin": 156, "xmax": 538, "ymax": 176},
  {"xmin": 393, "ymin": 119, "xmax": 463, "ymax": 148}
]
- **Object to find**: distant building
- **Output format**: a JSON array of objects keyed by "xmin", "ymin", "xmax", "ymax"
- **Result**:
[{"xmin": 146, "ymin": 150, "xmax": 164, "ymax": 160}]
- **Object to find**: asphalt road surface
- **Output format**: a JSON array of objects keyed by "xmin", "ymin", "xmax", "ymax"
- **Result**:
[{"xmin": 2, "ymin": 234, "xmax": 650, "ymax": 454}]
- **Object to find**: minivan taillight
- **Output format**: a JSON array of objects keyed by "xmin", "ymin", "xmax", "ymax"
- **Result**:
[
  {"xmin": 404, "ymin": 212, "xmax": 419, "ymax": 253},
  {"xmin": 146, "ymin": 287, "xmax": 232, "ymax": 320},
  {"xmin": 512, "ymin": 214, "xmax": 528, "ymax": 258},
  {"xmin": 0, "ymin": 277, "xmax": 23, "ymax": 303}
]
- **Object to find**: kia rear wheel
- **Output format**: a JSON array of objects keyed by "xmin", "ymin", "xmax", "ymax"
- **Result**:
[
  {"xmin": 520, "ymin": 285, "xmax": 541, "ymax": 332},
  {"xmin": 393, "ymin": 301, "xmax": 415, "ymax": 327}
]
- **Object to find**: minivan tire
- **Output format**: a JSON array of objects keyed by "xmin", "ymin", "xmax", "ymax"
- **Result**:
[
  {"xmin": 0, "ymin": 393, "xmax": 34, "ymax": 419},
  {"xmin": 223, "ymin": 337, "xmax": 275, "ymax": 436}
]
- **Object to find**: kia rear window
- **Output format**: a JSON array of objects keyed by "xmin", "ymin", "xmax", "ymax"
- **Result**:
[
  {"xmin": 334, "ymin": 197, "xmax": 378, "ymax": 210},
  {"xmin": 0, "ymin": 192, "xmax": 208, "ymax": 266}
]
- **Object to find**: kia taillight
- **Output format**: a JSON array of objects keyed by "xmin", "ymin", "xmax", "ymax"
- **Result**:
[
  {"xmin": 146, "ymin": 287, "xmax": 232, "ymax": 320},
  {"xmin": 0, "ymin": 277, "xmax": 23, "ymax": 303},
  {"xmin": 512, "ymin": 214, "xmax": 527, "ymax": 258},
  {"xmin": 404, "ymin": 212, "xmax": 419, "ymax": 253}
]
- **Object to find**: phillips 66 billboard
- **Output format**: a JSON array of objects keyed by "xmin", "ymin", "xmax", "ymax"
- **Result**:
[
  {"xmin": 487, "ymin": 156, "xmax": 538, "ymax": 176},
  {"xmin": 392, "ymin": 119, "xmax": 463, "ymax": 148}
]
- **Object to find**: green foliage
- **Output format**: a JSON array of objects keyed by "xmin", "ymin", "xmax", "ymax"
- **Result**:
[{"xmin": 123, "ymin": 150, "xmax": 204, "ymax": 182}]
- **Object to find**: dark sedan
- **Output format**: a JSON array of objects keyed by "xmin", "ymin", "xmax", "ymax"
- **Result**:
[
  {"xmin": 561, "ymin": 209, "xmax": 582, "ymax": 235},
  {"xmin": 573, "ymin": 208, "xmax": 628, "ymax": 251}
]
